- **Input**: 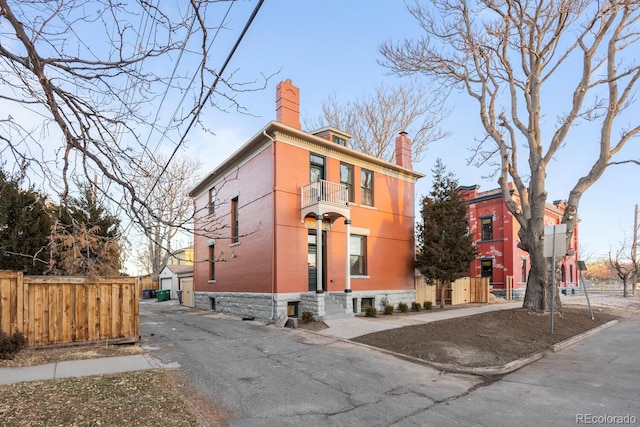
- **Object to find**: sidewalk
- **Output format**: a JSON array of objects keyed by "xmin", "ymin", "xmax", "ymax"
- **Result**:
[
  {"xmin": 2, "ymin": 295, "xmax": 635, "ymax": 386},
  {"xmin": 318, "ymin": 301, "xmax": 522, "ymax": 339},
  {"xmin": 0, "ymin": 353, "xmax": 162, "ymax": 386}
]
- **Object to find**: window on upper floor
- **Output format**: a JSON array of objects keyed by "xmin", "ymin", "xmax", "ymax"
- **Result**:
[
  {"xmin": 361, "ymin": 169, "xmax": 373, "ymax": 206},
  {"xmin": 480, "ymin": 216, "xmax": 493, "ymax": 240},
  {"xmin": 209, "ymin": 244, "xmax": 215, "ymax": 281},
  {"xmin": 570, "ymin": 264, "xmax": 574, "ymax": 283},
  {"xmin": 350, "ymin": 235, "xmax": 367, "ymax": 276},
  {"xmin": 208, "ymin": 187, "xmax": 216, "ymax": 215},
  {"xmin": 309, "ymin": 153, "xmax": 325, "ymax": 182},
  {"xmin": 333, "ymin": 135, "xmax": 346, "ymax": 146},
  {"xmin": 231, "ymin": 196, "xmax": 239, "ymax": 244},
  {"xmin": 340, "ymin": 163, "xmax": 354, "ymax": 203}
]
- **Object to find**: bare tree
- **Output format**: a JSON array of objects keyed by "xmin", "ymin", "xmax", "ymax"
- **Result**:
[
  {"xmin": 380, "ymin": 0, "xmax": 640, "ymax": 312},
  {"xmin": 0, "ymin": 1, "xmax": 267, "ymax": 235},
  {"xmin": 132, "ymin": 154, "xmax": 201, "ymax": 279},
  {"xmin": 608, "ymin": 238, "xmax": 638, "ymax": 298},
  {"xmin": 307, "ymin": 82, "xmax": 449, "ymax": 163}
]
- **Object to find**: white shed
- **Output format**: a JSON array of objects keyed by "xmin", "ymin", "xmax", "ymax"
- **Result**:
[{"xmin": 158, "ymin": 264, "xmax": 193, "ymax": 300}]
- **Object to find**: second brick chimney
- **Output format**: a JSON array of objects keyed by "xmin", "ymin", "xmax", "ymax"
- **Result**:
[
  {"xmin": 276, "ymin": 79, "xmax": 301, "ymax": 130},
  {"xmin": 395, "ymin": 131, "xmax": 412, "ymax": 169}
]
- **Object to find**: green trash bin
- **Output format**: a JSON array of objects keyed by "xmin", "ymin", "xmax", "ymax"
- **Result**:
[{"xmin": 156, "ymin": 289, "xmax": 170, "ymax": 302}]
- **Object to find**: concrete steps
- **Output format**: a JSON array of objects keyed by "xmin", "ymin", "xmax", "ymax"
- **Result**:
[{"xmin": 321, "ymin": 293, "xmax": 354, "ymax": 320}]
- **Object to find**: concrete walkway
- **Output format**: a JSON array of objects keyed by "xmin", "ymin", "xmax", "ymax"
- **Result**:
[
  {"xmin": 2, "ymin": 295, "xmax": 635, "ymax": 386},
  {"xmin": 319, "ymin": 301, "xmax": 522, "ymax": 339},
  {"xmin": 0, "ymin": 354, "xmax": 162, "ymax": 385}
]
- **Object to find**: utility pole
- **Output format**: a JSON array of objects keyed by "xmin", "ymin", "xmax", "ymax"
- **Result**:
[{"xmin": 632, "ymin": 204, "xmax": 638, "ymax": 296}]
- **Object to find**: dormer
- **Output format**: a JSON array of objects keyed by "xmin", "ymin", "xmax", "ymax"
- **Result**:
[{"xmin": 311, "ymin": 126, "xmax": 352, "ymax": 148}]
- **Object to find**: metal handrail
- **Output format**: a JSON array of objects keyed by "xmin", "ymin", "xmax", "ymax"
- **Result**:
[{"xmin": 301, "ymin": 180, "xmax": 349, "ymax": 208}]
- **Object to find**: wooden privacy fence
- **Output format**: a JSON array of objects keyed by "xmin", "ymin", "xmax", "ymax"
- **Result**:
[
  {"xmin": 415, "ymin": 276, "xmax": 490, "ymax": 306},
  {"xmin": 415, "ymin": 277, "xmax": 437, "ymax": 304},
  {"xmin": 137, "ymin": 275, "xmax": 159, "ymax": 295},
  {"xmin": 0, "ymin": 271, "xmax": 139, "ymax": 347}
]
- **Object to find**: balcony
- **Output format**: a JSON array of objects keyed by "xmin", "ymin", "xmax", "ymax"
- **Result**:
[{"xmin": 301, "ymin": 179, "xmax": 350, "ymax": 221}]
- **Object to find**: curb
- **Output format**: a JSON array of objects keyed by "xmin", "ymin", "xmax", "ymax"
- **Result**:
[
  {"xmin": 549, "ymin": 319, "xmax": 618, "ymax": 352},
  {"xmin": 296, "ymin": 319, "xmax": 620, "ymax": 377}
]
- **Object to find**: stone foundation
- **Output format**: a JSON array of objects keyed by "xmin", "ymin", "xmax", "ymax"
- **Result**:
[
  {"xmin": 491, "ymin": 289, "xmax": 526, "ymax": 300},
  {"xmin": 194, "ymin": 289, "xmax": 417, "ymax": 322}
]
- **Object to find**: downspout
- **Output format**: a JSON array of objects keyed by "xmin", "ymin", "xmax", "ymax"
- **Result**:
[{"xmin": 264, "ymin": 130, "xmax": 277, "ymax": 320}]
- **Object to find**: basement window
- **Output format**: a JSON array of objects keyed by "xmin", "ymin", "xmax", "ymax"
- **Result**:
[
  {"xmin": 287, "ymin": 301, "xmax": 299, "ymax": 318},
  {"xmin": 360, "ymin": 298, "xmax": 374, "ymax": 311}
]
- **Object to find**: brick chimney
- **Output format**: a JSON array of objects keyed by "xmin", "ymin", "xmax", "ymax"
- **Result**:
[
  {"xmin": 395, "ymin": 131, "xmax": 412, "ymax": 169},
  {"xmin": 276, "ymin": 79, "xmax": 301, "ymax": 130}
]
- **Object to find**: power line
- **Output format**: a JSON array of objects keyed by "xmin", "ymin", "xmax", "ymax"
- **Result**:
[
  {"xmin": 119, "ymin": 1, "xmax": 236, "ymax": 237},
  {"xmin": 143, "ymin": 0, "xmax": 265, "ymax": 203}
]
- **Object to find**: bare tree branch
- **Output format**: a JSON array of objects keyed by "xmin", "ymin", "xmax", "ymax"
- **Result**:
[
  {"xmin": 306, "ymin": 81, "xmax": 450, "ymax": 163},
  {"xmin": 0, "ymin": 0, "xmax": 269, "ymax": 245},
  {"xmin": 380, "ymin": 0, "xmax": 640, "ymax": 311}
]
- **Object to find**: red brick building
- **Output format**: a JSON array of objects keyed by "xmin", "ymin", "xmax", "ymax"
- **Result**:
[
  {"xmin": 189, "ymin": 80, "xmax": 424, "ymax": 321},
  {"xmin": 460, "ymin": 185, "xmax": 579, "ymax": 299}
]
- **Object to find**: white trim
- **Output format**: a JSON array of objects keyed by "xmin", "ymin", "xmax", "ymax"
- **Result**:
[
  {"xmin": 274, "ymin": 131, "xmax": 421, "ymax": 184},
  {"xmin": 350, "ymin": 227, "xmax": 370, "ymax": 236},
  {"xmin": 358, "ymin": 204, "xmax": 378, "ymax": 211}
]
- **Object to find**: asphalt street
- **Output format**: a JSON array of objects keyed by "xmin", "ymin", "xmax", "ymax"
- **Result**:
[{"xmin": 140, "ymin": 301, "xmax": 639, "ymax": 426}]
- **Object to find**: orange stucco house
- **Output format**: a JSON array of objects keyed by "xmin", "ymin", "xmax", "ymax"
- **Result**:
[
  {"xmin": 189, "ymin": 80, "xmax": 424, "ymax": 321},
  {"xmin": 460, "ymin": 184, "xmax": 580, "ymax": 299}
]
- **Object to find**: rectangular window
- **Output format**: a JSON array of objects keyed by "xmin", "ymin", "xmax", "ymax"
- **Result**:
[
  {"xmin": 480, "ymin": 216, "xmax": 493, "ymax": 240},
  {"xmin": 480, "ymin": 259, "xmax": 493, "ymax": 282},
  {"xmin": 350, "ymin": 235, "xmax": 367, "ymax": 276},
  {"xmin": 340, "ymin": 163, "xmax": 354, "ymax": 202},
  {"xmin": 361, "ymin": 298, "xmax": 374, "ymax": 311},
  {"xmin": 361, "ymin": 169, "xmax": 373, "ymax": 206},
  {"xmin": 521, "ymin": 258, "xmax": 527, "ymax": 283},
  {"xmin": 570, "ymin": 264, "xmax": 574, "ymax": 283},
  {"xmin": 287, "ymin": 301, "xmax": 299, "ymax": 317},
  {"xmin": 333, "ymin": 135, "xmax": 346, "ymax": 146},
  {"xmin": 309, "ymin": 153, "xmax": 325, "ymax": 182},
  {"xmin": 209, "ymin": 244, "xmax": 215, "ymax": 281},
  {"xmin": 208, "ymin": 187, "xmax": 216, "ymax": 215},
  {"xmin": 231, "ymin": 196, "xmax": 239, "ymax": 244}
]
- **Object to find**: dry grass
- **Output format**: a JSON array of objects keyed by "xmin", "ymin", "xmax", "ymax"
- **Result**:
[
  {"xmin": 0, "ymin": 344, "xmax": 232, "ymax": 426},
  {"xmin": 0, "ymin": 343, "xmax": 144, "ymax": 368}
]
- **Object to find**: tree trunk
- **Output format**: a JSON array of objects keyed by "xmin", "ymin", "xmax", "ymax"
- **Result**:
[
  {"xmin": 520, "ymin": 191, "xmax": 563, "ymax": 313},
  {"xmin": 439, "ymin": 280, "xmax": 447, "ymax": 309},
  {"xmin": 522, "ymin": 232, "xmax": 563, "ymax": 312}
]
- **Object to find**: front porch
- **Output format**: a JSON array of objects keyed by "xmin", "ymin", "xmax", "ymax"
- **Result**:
[{"xmin": 301, "ymin": 179, "xmax": 352, "ymax": 295}]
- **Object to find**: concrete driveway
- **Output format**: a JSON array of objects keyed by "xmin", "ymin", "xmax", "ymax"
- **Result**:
[
  {"xmin": 140, "ymin": 301, "xmax": 482, "ymax": 426},
  {"xmin": 140, "ymin": 298, "xmax": 639, "ymax": 426}
]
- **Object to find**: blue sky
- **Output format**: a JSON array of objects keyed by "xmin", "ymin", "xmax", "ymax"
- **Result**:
[
  {"xmin": 172, "ymin": 1, "xmax": 640, "ymax": 261},
  {"xmin": 2, "ymin": 1, "xmax": 633, "ymax": 263}
]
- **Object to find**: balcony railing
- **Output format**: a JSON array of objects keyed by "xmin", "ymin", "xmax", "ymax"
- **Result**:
[{"xmin": 301, "ymin": 180, "xmax": 349, "ymax": 209}]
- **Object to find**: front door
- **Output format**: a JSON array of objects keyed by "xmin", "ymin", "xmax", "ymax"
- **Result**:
[
  {"xmin": 310, "ymin": 154, "xmax": 325, "ymax": 202},
  {"xmin": 308, "ymin": 230, "xmax": 327, "ymax": 291},
  {"xmin": 310, "ymin": 154, "xmax": 325, "ymax": 183}
]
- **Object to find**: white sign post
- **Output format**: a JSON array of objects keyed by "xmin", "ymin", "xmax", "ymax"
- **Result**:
[{"xmin": 544, "ymin": 224, "xmax": 567, "ymax": 334}]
